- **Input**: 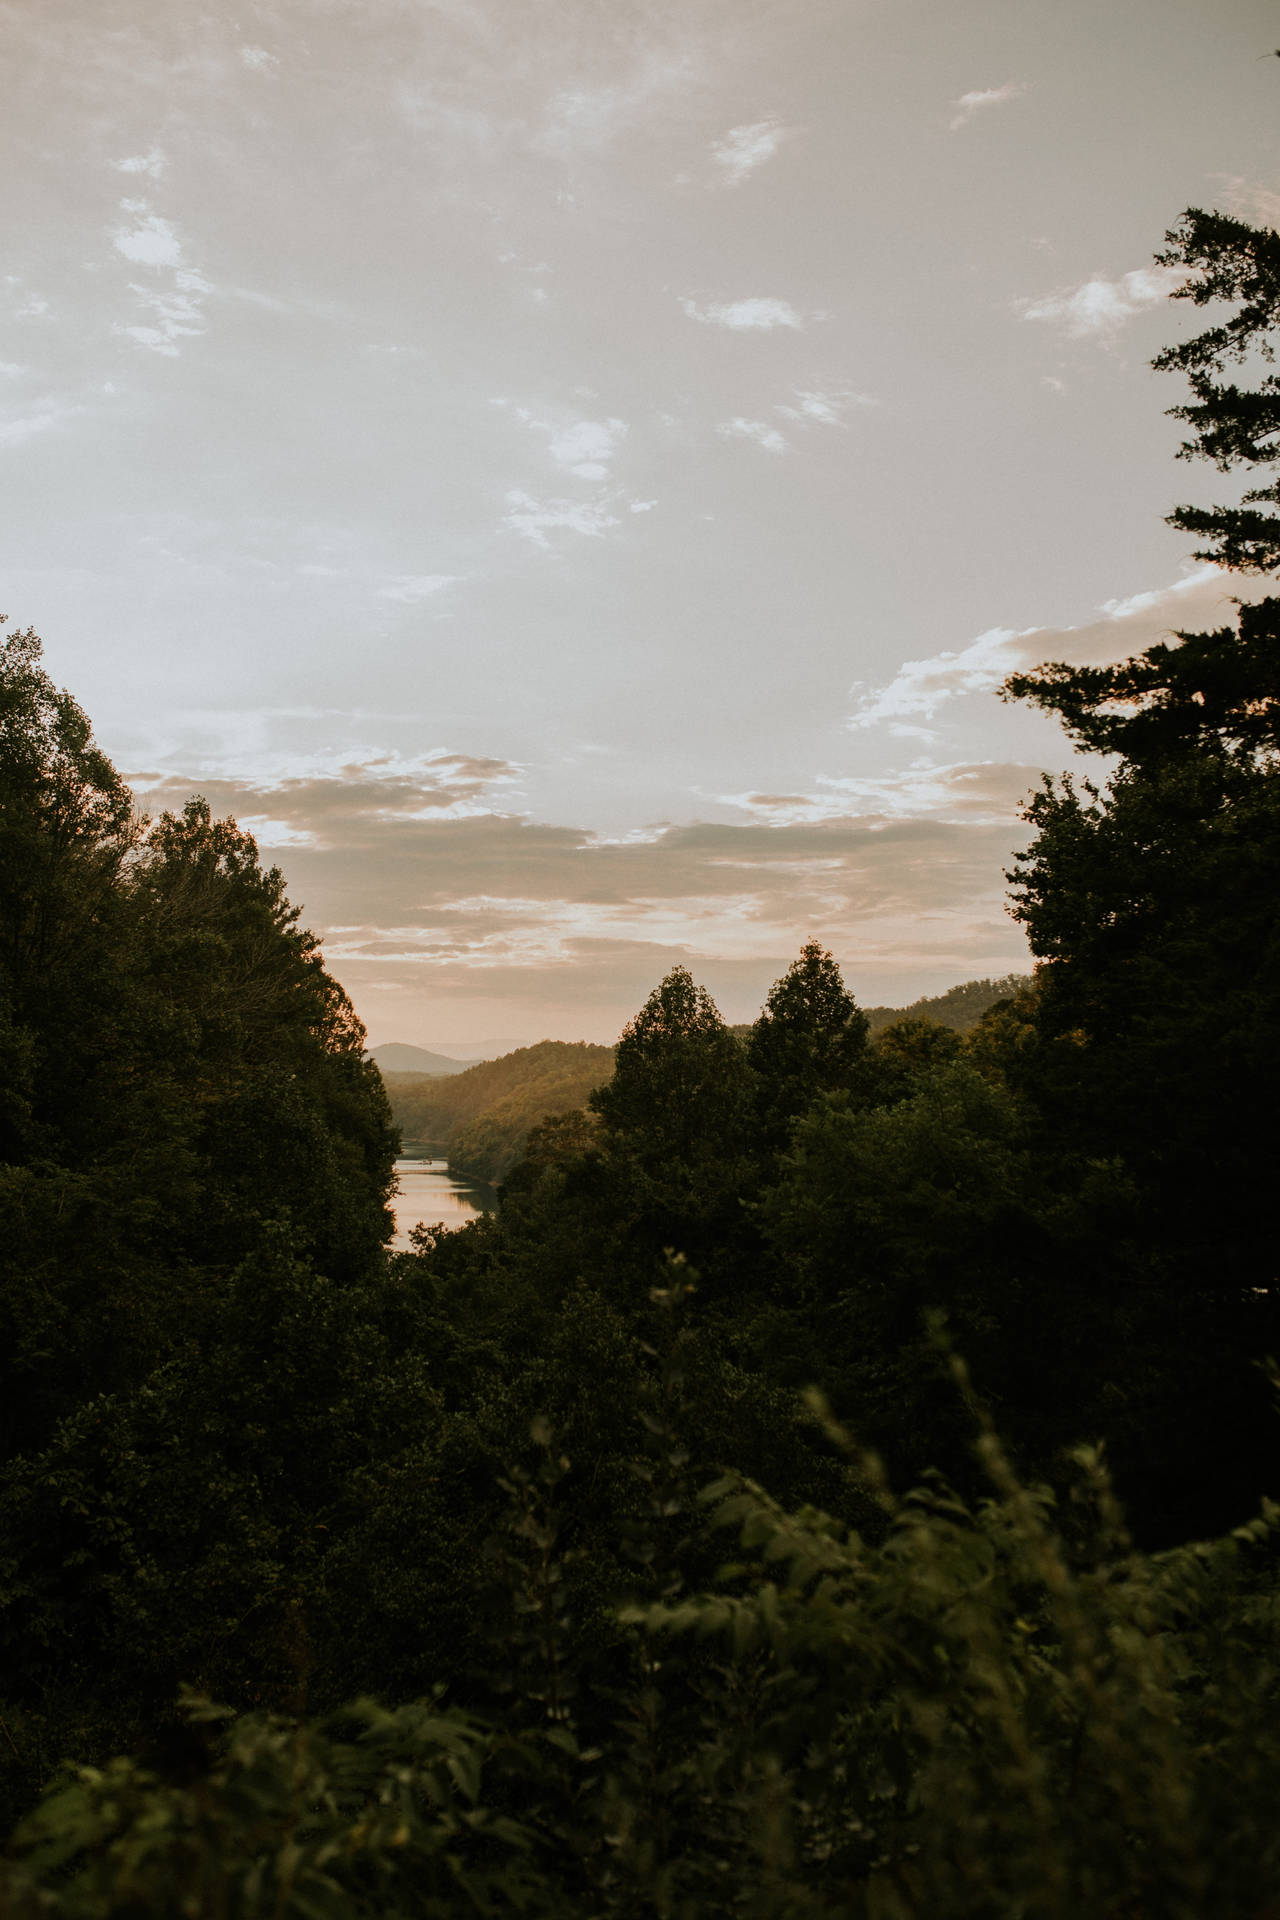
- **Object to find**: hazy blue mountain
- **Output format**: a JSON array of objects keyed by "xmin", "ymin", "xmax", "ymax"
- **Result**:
[{"xmin": 368, "ymin": 1042, "xmax": 479, "ymax": 1076}]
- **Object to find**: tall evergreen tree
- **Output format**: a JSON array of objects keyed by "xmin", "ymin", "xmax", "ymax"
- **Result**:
[
  {"xmin": 1155, "ymin": 207, "xmax": 1280, "ymax": 574},
  {"xmin": 1002, "ymin": 206, "xmax": 1280, "ymax": 1535},
  {"xmin": 747, "ymin": 939, "xmax": 868, "ymax": 1147},
  {"xmin": 589, "ymin": 967, "xmax": 749, "ymax": 1169}
]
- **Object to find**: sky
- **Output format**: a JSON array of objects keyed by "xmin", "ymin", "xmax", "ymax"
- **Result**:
[{"xmin": 3, "ymin": 0, "xmax": 1279, "ymax": 1047}]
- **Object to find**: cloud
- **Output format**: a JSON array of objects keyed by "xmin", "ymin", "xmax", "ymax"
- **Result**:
[
  {"xmin": 949, "ymin": 81, "xmax": 1025, "ymax": 131},
  {"xmin": 10, "ymin": 288, "xmax": 50, "ymax": 321},
  {"xmin": 534, "ymin": 47, "xmax": 698, "ymax": 157},
  {"xmin": 131, "ymin": 748, "xmax": 524, "ymax": 838},
  {"xmin": 725, "ymin": 761, "xmax": 1045, "ymax": 826},
  {"xmin": 710, "ymin": 117, "xmax": 793, "ymax": 187},
  {"xmin": 377, "ymin": 574, "xmax": 459, "ymax": 602},
  {"xmin": 503, "ymin": 489, "xmax": 621, "ymax": 548},
  {"xmin": 113, "ymin": 203, "xmax": 184, "ymax": 269},
  {"xmin": 241, "ymin": 44, "xmax": 278, "ymax": 71},
  {"xmin": 498, "ymin": 405, "xmax": 629, "ymax": 480},
  {"xmin": 134, "ymin": 778, "xmax": 1026, "ymax": 954},
  {"xmin": 548, "ymin": 416, "xmax": 627, "ymax": 478},
  {"xmin": 717, "ymin": 416, "xmax": 788, "ymax": 454},
  {"xmin": 0, "ymin": 398, "xmax": 84, "ymax": 449},
  {"xmin": 119, "ymin": 268, "xmax": 211, "ymax": 356},
  {"xmin": 1213, "ymin": 175, "xmax": 1280, "ymax": 231},
  {"xmin": 679, "ymin": 295, "xmax": 809, "ymax": 331},
  {"xmin": 124, "ymin": 748, "xmax": 1035, "ymax": 1036},
  {"xmin": 111, "ymin": 200, "xmax": 210, "ymax": 355},
  {"xmin": 115, "ymin": 148, "xmax": 166, "ymax": 178},
  {"xmin": 776, "ymin": 385, "xmax": 876, "ymax": 426},
  {"xmin": 847, "ymin": 566, "xmax": 1264, "ymax": 738},
  {"xmin": 849, "ymin": 626, "xmax": 1030, "ymax": 737},
  {"xmin": 629, "ymin": 498, "xmax": 658, "ymax": 513},
  {"xmin": 1018, "ymin": 264, "xmax": 1187, "ymax": 340}
]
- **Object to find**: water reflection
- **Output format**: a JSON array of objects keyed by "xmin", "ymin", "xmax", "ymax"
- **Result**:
[{"xmin": 391, "ymin": 1158, "xmax": 496, "ymax": 1250}]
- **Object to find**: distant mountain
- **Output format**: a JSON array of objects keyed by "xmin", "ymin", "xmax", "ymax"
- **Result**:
[
  {"xmin": 419, "ymin": 1037, "xmax": 525, "ymax": 1061},
  {"xmin": 367, "ymin": 1042, "xmax": 478, "ymax": 1076}
]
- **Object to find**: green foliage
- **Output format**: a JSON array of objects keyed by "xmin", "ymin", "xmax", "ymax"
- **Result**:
[
  {"xmin": 628, "ymin": 1411, "xmax": 1280, "ymax": 1919},
  {"xmin": 0, "ymin": 1694, "xmax": 535, "ymax": 1919},
  {"xmin": 6, "ymin": 1423, "xmax": 1280, "ymax": 1919}
]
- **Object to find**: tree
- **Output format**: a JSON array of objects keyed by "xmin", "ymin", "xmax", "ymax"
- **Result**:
[
  {"xmin": 1005, "ymin": 208, "xmax": 1280, "ymax": 763},
  {"xmin": 747, "ymin": 940, "xmax": 868, "ymax": 1147},
  {"xmin": 127, "ymin": 799, "xmax": 397, "ymax": 1281},
  {"xmin": 590, "ymin": 968, "xmax": 749, "ymax": 1169},
  {"xmin": 1154, "ymin": 208, "xmax": 1280, "ymax": 574},
  {"xmin": 1000, "ymin": 206, "xmax": 1280, "ymax": 1537},
  {"xmin": 0, "ymin": 640, "xmax": 396, "ymax": 1468},
  {"xmin": 0, "ymin": 623, "xmax": 140, "ymax": 1160},
  {"xmin": 1003, "ymin": 594, "xmax": 1280, "ymax": 767}
]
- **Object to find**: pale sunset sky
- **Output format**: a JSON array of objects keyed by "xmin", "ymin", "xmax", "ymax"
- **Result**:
[{"xmin": 3, "ymin": 0, "xmax": 1278, "ymax": 1045}]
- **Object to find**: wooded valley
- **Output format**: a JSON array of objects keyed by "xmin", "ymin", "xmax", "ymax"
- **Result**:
[{"xmin": 2, "ymin": 205, "xmax": 1280, "ymax": 1916}]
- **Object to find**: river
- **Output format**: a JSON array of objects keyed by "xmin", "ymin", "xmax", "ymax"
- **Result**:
[{"xmin": 390, "ymin": 1157, "xmax": 497, "ymax": 1250}]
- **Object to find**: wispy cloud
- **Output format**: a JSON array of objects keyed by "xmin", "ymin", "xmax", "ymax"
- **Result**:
[
  {"xmin": 0, "ymin": 398, "xmax": 84, "ymax": 450},
  {"xmin": 132, "ymin": 748, "xmax": 524, "ymax": 839},
  {"xmin": 377, "ymin": 574, "xmax": 459, "ymax": 602},
  {"xmin": 535, "ymin": 47, "xmax": 698, "ymax": 157},
  {"xmin": 679, "ymin": 295, "xmax": 809, "ymax": 331},
  {"xmin": 949, "ymin": 81, "xmax": 1025, "ymax": 132},
  {"xmin": 114, "ymin": 202, "xmax": 184, "ymax": 269},
  {"xmin": 717, "ymin": 416, "xmax": 787, "ymax": 453},
  {"xmin": 776, "ymin": 385, "xmax": 875, "ymax": 426},
  {"xmin": 112, "ymin": 199, "xmax": 211, "ymax": 355},
  {"xmin": 241, "ymin": 44, "xmax": 278, "ymax": 71},
  {"xmin": 1018, "ymin": 265, "xmax": 1187, "ymax": 340},
  {"xmin": 132, "ymin": 773, "xmax": 1026, "ymax": 975},
  {"xmin": 497, "ymin": 404, "xmax": 629, "ymax": 480},
  {"xmin": 726, "ymin": 760, "xmax": 1044, "ymax": 826},
  {"xmin": 1213, "ymin": 174, "xmax": 1280, "ymax": 231},
  {"xmin": 710, "ymin": 117, "xmax": 793, "ymax": 187},
  {"xmin": 115, "ymin": 148, "xmax": 166, "ymax": 179},
  {"xmin": 849, "ymin": 626, "xmax": 1031, "ymax": 739},
  {"xmin": 6, "ymin": 279, "xmax": 50, "ymax": 322},
  {"xmin": 847, "ymin": 566, "xmax": 1252, "ymax": 739},
  {"xmin": 548, "ymin": 416, "xmax": 627, "ymax": 478},
  {"xmin": 503, "ymin": 489, "xmax": 621, "ymax": 548},
  {"xmin": 120, "ymin": 270, "xmax": 211, "ymax": 356}
]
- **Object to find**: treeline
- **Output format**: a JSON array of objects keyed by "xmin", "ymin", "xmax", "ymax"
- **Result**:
[
  {"xmin": 375, "ymin": 977, "xmax": 1028, "ymax": 1192},
  {"xmin": 383, "ymin": 1038, "xmax": 615, "ymax": 1181},
  {"xmin": 2, "ymin": 203, "xmax": 1280, "ymax": 1915}
]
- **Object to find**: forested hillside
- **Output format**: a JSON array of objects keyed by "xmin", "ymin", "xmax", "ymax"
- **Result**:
[
  {"xmin": 384, "ymin": 983, "xmax": 1024, "ymax": 1183},
  {"xmin": 382, "ymin": 1038, "xmax": 615, "ymax": 1181},
  {"xmin": 863, "ymin": 970, "xmax": 1031, "ymax": 1033},
  {"xmin": 4, "ymin": 204, "xmax": 1280, "ymax": 1916}
]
